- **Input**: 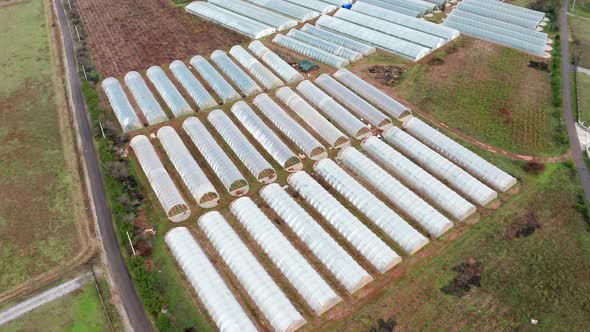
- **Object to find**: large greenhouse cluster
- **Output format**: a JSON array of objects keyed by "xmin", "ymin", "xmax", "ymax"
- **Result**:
[
  {"xmin": 444, "ymin": 0, "xmax": 551, "ymax": 57},
  {"xmin": 121, "ymin": 65, "xmax": 518, "ymax": 329}
]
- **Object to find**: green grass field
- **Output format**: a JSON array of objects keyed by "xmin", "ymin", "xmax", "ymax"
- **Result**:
[
  {"xmin": 578, "ymin": 73, "xmax": 590, "ymax": 124},
  {"xmin": 392, "ymin": 38, "xmax": 564, "ymax": 156},
  {"xmin": 0, "ymin": 282, "xmax": 110, "ymax": 332},
  {"xmin": 571, "ymin": 0, "xmax": 590, "ymax": 18},
  {"xmin": 0, "ymin": 0, "xmax": 85, "ymax": 293},
  {"xmin": 570, "ymin": 15, "xmax": 590, "ymax": 68}
]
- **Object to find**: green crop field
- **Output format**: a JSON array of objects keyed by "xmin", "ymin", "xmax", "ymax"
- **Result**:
[
  {"xmin": 0, "ymin": 0, "xmax": 87, "ymax": 293},
  {"xmin": 1, "ymin": 282, "xmax": 110, "ymax": 332}
]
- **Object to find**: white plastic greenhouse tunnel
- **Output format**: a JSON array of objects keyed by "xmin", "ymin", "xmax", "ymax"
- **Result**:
[
  {"xmin": 230, "ymin": 197, "xmax": 342, "ymax": 316},
  {"xmin": 123, "ymin": 71, "xmax": 168, "ymax": 126},
  {"xmin": 272, "ymin": 34, "xmax": 350, "ymax": 68},
  {"xmin": 296, "ymin": 80, "xmax": 371, "ymax": 140},
  {"xmin": 286, "ymin": 29, "xmax": 363, "ymax": 62},
  {"xmin": 182, "ymin": 117, "xmax": 249, "ymax": 196},
  {"xmin": 168, "ymin": 60, "xmax": 218, "ymax": 110},
  {"xmin": 231, "ymin": 101, "xmax": 303, "ymax": 172},
  {"xmin": 165, "ymin": 227, "xmax": 257, "ymax": 331},
  {"xmin": 101, "ymin": 77, "xmax": 142, "ymax": 132},
  {"xmin": 382, "ymin": 127, "xmax": 497, "ymax": 206},
  {"xmin": 245, "ymin": 0, "xmax": 320, "ymax": 22},
  {"xmin": 299, "ymin": 24, "xmax": 376, "ymax": 57},
  {"xmin": 312, "ymin": 158, "xmax": 430, "ymax": 254},
  {"xmin": 190, "ymin": 55, "xmax": 242, "ymax": 104},
  {"xmin": 207, "ymin": 109, "xmax": 277, "ymax": 183},
  {"xmin": 332, "ymin": 68, "xmax": 412, "ymax": 120},
  {"xmin": 260, "ymin": 183, "xmax": 373, "ymax": 293},
  {"xmin": 403, "ymin": 117, "xmax": 517, "ymax": 192},
  {"xmin": 146, "ymin": 66, "xmax": 193, "ymax": 117},
  {"xmin": 338, "ymin": 147, "xmax": 454, "ymax": 237},
  {"xmin": 156, "ymin": 126, "xmax": 220, "ymax": 208},
  {"xmin": 275, "ymin": 87, "xmax": 350, "ymax": 149},
  {"xmin": 129, "ymin": 135, "xmax": 190, "ymax": 222},
  {"xmin": 288, "ymin": 171, "xmax": 402, "ymax": 273},
  {"xmin": 210, "ymin": 50, "xmax": 263, "ymax": 97},
  {"xmin": 208, "ymin": 0, "xmax": 298, "ymax": 31},
  {"xmin": 253, "ymin": 93, "xmax": 328, "ymax": 160},
  {"xmin": 229, "ymin": 45, "xmax": 284, "ymax": 90},
  {"xmin": 315, "ymin": 74, "xmax": 393, "ymax": 130},
  {"xmin": 198, "ymin": 211, "xmax": 306, "ymax": 332},
  {"xmin": 248, "ymin": 40, "xmax": 304, "ymax": 84},
  {"xmin": 362, "ymin": 136, "xmax": 477, "ymax": 221}
]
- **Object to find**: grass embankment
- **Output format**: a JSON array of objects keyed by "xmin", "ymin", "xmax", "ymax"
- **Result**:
[
  {"xmin": 0, "ymin": 0, "xmax": 86, "ymax": 293},
  {"xmin": 570, "ymin": 15, "xmax": 590, "ymax": 68},
  {"xmin": 1, "ymin": 282, "xmax": 109, "ymax": 332},
  {"xmin": 577, "ymin": 73, "xmax": 590, "ymax": 124},
  {"xmin": 318, "ymin": 142, "xmax": 590, "ymax": 331}
]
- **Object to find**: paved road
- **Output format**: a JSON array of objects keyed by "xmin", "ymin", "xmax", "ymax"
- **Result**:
[
  {"xmin": 53, "ymin": 0, "xmax": 153, "ymax": 330},
  {"xmin": 560, "ymin": 0, "xmax": 590, "ymax": 206},
  {"xmin": 0, "ymin": 274, "xmax": 91, "ymax": 326}
]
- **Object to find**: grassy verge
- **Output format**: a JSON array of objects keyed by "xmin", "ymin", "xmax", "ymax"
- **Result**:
[
  {"xmin": 570, "ymin": 15, "xmax": 590, "ymax": 71},
  {"xmin": 0, "ymin": 0, "xmax": 85, "ymax": 293},
  {"xmin": 578, "ymin": 73, "xmax": 590, "ymax": 124}
]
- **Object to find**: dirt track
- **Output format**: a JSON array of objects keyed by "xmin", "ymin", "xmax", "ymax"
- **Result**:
[{"xmin": 75, "ymin": 0, "xmax": 248, "ymax": 77}]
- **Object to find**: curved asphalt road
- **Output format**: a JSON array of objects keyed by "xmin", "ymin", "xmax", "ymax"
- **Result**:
[
  {"xmin": 53, "ymin": 0, "xmax": 153, "ymax": 330},
  {"xmin": 560, "ymin": 0, "xmax": 590, "ymax": 206}
]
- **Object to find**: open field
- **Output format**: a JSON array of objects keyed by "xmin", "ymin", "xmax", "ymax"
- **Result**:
[
  {"xmin": 0, "ymin": 0, "xmax": 88, "ymax": 295},
  {"xmin": 351, "ymin": 37, "xmax": 565, "ymax": 156},
  {"xmin": 75, "ymin": 0, "xmax": 248, "ymax": 77},
  {"xmin": 578, "ymin": 72, "xmax": 590, "ymax": 124},
  {"xmin": 570, "ymin": 0, "xmax": 590, "ymax": 18},
  {"xmin": 570, "ymin": 15, "xmax": 590, "ymax": 68},
  {"xmin": 1, "ymin": 281, "xmax": 110, "ymax": 332}
]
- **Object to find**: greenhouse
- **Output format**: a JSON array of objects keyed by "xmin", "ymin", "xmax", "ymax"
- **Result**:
[
  {"xmin": 231, "ymin": 101, "xmax": 303, "ymax": 171},
  {"xmin": 169, "ymin": 60, "xmax": 217, "ymax": 110},
  {"xmin": 283, "ymin": 0, "xmax": 337, "ymax": 14},
  {"xmin": 198, "ymin": 212, "xmax": 306, "ymax": 332},
  {"xmin": 210, "ymin": 50, "xmax": 262, "ymax": 98},
  {"xmin": 229, "ymin": 45, "xmax": 284, "ymax": 90},
  {"xmin": 362, "ymin": 136, "xmax": 477, "ymax": 221},
  {"xmin": 101, "ymin": 77, "xmax": 142, "ymax": 132},
  {"xmin": 272, "ymin": 34, "xmax": 350, "ymax": 68},
  {"xmin": 463, "ymin": 0, "xmax": 544, "ymax": 24},
  {"xmin": 352, "ymin": 2, "xmax": 460, "ymax": 41},
  {"xmin": 315, "ymin": 16, "xmax": 430, "ymax": 61},
  {"xmin": 275, "ymin": 87, "xmax": 350, "ymax": 149},
  {"xmin": 185, "ymin": 2, "xmax": 275, "ymax": 39},
  {"xmin": 451, "ymin": 9, "xmax": 548, "ymax": 42},
  {"xmin": 230, "ymin": 197, "xmax": 342, "ymax": 316},
  {"xmin": 165, "ymin": 227, "xmax": 257, "ymax": 332},
  {"xmin": 456, "ymin": 2, "xmax": 539, "ymax": 29},
  {"xmin": 339, "ymin": 147, "xmax": 454, "ymax": 237},
  {"xmin": 248, "ymin": 41, "xmax": 304, "ymax": 84},
  {"xmin": 296, "ymin": 80, "xmax": 371, "ymax": 139},
  {"xmin": 286, "ymin": 29, "xmax": 363, "ymax": 62},
  {"xmin": 382, "ymin": 127, "xmax": 497, "ymax": 206},
  {"xmin": 182, "ymin": 117, "xmax": 249, "ymax": 196},
  {"xmin": 316, "ymin": 74, "xmax": 393, "ymax": 130},
  {"xmin": 260, "ymin": 183, "xmax": 373, "ymax": 294},
  {"xmin": 333, "ymin": 68, "xmax": 411, "ymax": 120},
  {"xmin": 300, "ymin": 24, "xmax": 376, "ymax": 56},
  {"xmin": 313, "ymin": 158, "xmax": 429, "ymax": 254},
  {"xmin": 253, "ymin": 94, "xmax": 328, "ymax": 160},
  {"xmin": 404, "ymin": 117, "xmax": 517, "ymax": 192},
  {"xmin": 156, "ymin": 126, "xmax": 219, "ymax": 208},
  {"xmin": 129, "ymin": 135, "xmax": 190, "ymax": 222},
  {"xmin": 469, "ymin": 0, "xmax": 545, "ymax": 21},
  {"xmin": 208, "ymin": 0, "xmax": 298, "ymax": 31},
  {"xmin": 333, "ymin": 9, "xmax": 445, "ymax": 49},
  {"xmin": 288, "ymin": 171, "xmax": 402, "ymax": 273},
  {"xmin": 146, "ymin": 66, "xmax": 193, "ymax": 117},
  {"xmin": 208, "ymin": 109, "xmax": 276, "ymax": 183},
  {"xmin": 190, "ymin": 55, "xmax": 241, "ymax": 104},
  {"xmin": 244, "ymin": 0, "xmax": 320, "ymax": 22},
  {"xmin": 123, "ymin": 71, "xmax": 168, "ymax": 126},
  {"xmin": 361, "ymin": 0, "xmax": 423, "ymax": 17}
]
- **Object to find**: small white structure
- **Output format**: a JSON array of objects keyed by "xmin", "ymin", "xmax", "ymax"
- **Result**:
[
  {"xmin": 248, "ymin": 41, "xmax": 304, "ymax": 84},
  {"xmin": 198, "ymin": 212, "xmax": 306, "ymax": 332},
  {"xmin": 339, "ymin": 147, "xmax": 453, "ymax": 237},
  {"xmin": 165, "ymin": 227, "xmax": 257, "ymax": 331},
  {"xmin": 404, "ymin": 117, "xmax": 517, "ymax": 192},
  {"xmin": 190, "ymin": 55, "xmax": 241, "ymax": 104},
  {"xmin": 229, "ymin": 45, "xmax": 284, "ymax": 90},
  {"xmin": 231, "ymin": 101, "xmax": 303, "ymax": 172},
  {"xmin": 156, "ymin": 126, "xmax": 219, "ymax": 208},
  {"xmin": 210, "ymin": 50, "xmax": 263, "ymax": 97},
  {"xmin": 169, "ymin": 60, "xmax": 217, "ymax": 110},
  {"xmin": 260, "ymin": 183, "xmax": 373, "ymax": 293},
  {"xmin": 146, "ymin": 66, "xmax": 193, "ymax": 117},
  {"xmin": 182, "ymin": 117, "xmax": 249, "ymax": 196},
  {"xmin": 130, "ymin": 135, "xmax": 190, "ymax": 222},
  {"xmin": 208, "ymin": 109, "xmax": 276, "ymax": 183},
  {"xmin": 300, "ymin": 24, "xmax": 376, "ymax": 56},
  {"xmin": 313, "ymin": 158, "xmax": 429, "ymax": 254},
  {"xmin": 275, "ymin": 87, "xmax": 350, "ymax": 149},
  {"xmin": 272, "ymin": 34, "xmax": 350, "ymax": 68},
  {"xmin": 123, "ymin": 71, "xmax": 168, "ymax": 125},
  {"xmin": 288, "ymin": 171, "xmax": 401, "ymax": 273},
  {"xmin": 253, "ymin": 94, "xmax": 328, "ymax": 160},
  {"xmin": 230, "ymin": 197, "xmax": 342, "ymax": 315},
  {"xmin": 101, "ymin": 77, "xmax": 142, "ymax": 132}
]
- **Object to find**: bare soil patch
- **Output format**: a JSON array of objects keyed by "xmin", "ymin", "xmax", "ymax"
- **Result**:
[
  {"xmin": 505, "ymin": 212, "xmax": 541, "ymax": 240},
  {"xmin": 75, "ymin": 0, "xmax": 248, "ymax": 77},
  {"xmin": 367, "ymin": 65, "xmax": 406, "ymax": 86},
  {"xmin": 441, "ymin": 258, "xmax": 484, "ymax": 297}
]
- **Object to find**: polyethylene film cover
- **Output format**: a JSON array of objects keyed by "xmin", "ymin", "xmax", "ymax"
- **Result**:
[{"xmin": 101, "ymin": 77, "xmax": 142, "ymax": 132}]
